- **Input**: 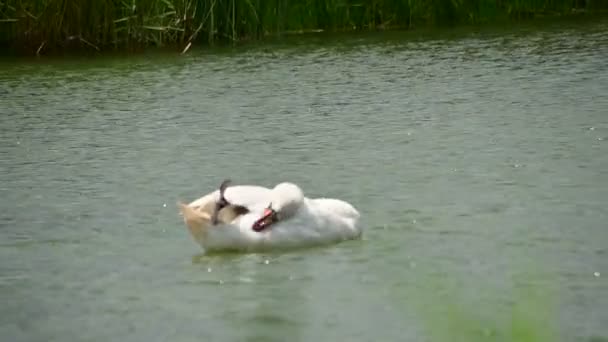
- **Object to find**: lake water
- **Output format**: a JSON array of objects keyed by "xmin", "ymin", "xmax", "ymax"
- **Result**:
[{"xmin": 1, "ymin": 18, "xmax": 607, "ymax": 342}]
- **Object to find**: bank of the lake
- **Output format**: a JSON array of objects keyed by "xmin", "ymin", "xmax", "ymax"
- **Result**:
[{"xmin": 1, "ymin": 0, "xmax": 608, "ymax": 56}]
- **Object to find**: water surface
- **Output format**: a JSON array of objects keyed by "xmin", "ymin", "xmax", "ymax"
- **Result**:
[{"xmin": 1, "ymin": 19, "xmax": 607, "ymax": 342}]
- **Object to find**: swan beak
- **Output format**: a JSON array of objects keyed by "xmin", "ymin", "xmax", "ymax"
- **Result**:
[{"xmin": 252, "ymin": 207, "xmax": 278, "ymax": 232}]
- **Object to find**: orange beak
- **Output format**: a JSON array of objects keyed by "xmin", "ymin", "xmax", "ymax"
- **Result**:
[{"xmin": 252, "ymin": 207, "xmax": 277, "ymax": 232}]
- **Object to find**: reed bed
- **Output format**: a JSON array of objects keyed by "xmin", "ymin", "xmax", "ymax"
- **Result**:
[{"xmin": 1, "ymin": 0, "xmax": 606, "ymax": 55}]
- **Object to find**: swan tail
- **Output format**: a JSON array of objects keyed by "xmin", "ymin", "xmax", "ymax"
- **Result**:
[{"xmin": 177, "ymin": 202, "xmax": 212, "ymax": 244}]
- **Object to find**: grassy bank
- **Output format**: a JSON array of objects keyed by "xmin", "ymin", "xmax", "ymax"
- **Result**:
[{"xmin": 1, "ymin": 0, "xmax": 607, "ymax": 56}]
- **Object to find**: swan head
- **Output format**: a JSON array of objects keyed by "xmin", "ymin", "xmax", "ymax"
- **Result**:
[{"xmin": 252, "ymin": 182, "xmax": 304, "ymax": 232}]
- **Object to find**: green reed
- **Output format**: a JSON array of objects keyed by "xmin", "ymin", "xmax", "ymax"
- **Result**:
[
  {"xmin": 414, "ymin": 276, "xmax": 558, "ymax": 342},
  {"xmin": 1, "ymin": 0, "xmax": 606, "ymax": 55},
  {"xmin": 399, "ymin": 254, "xmax": 563, "ymax": 342}
]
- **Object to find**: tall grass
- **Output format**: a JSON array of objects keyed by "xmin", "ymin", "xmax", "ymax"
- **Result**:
[
  {"xmin": 1, "ymin": 0, "xmax": 606, "ymax": 55},
  {"xmin": 413, "ymin": 275, "xmax": 559, "ymax": 342}
]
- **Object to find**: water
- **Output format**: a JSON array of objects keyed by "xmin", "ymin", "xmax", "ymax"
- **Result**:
[{"xmin": 1, "ymin": 18, "xmax": 607, "ymax": 342}]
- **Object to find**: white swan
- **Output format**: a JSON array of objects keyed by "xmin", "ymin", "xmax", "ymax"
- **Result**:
[{"xmin": 178, "ymin": 181, "xmax": 362, "ymax": 253}]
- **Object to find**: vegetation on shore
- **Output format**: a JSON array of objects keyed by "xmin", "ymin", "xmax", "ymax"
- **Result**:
[{"xmin": 1, "ymin": 0, "xmax": 607, "ymax": 55}]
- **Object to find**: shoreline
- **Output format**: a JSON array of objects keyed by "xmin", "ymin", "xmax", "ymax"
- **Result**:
[{"xmin": 1, "ymin": 8, "xmax": 607, "ymax": 58}]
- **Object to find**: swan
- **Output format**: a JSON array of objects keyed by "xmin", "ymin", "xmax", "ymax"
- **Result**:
[{"xmin": 177, "ymin": 180, "xmax": 362, "ymax": 253}]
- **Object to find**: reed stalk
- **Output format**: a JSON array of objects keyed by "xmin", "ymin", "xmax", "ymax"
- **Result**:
[{"xmin": 1, "ymin": 0, "xmax": 606, "ymax": 55}]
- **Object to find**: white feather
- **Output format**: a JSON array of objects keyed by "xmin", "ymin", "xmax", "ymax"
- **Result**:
[{"xmin": 179, "ymin": 182, "xmax": 362, "ymax": 252}]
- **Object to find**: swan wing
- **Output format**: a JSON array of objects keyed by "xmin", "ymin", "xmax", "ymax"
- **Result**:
[
  {"xmin": 222, "ymin": 185, "xmax": 273, "ymax": 211},
  {"xmin": 309, "ymin": 198, "xmax": 360, "ymax": 221}
]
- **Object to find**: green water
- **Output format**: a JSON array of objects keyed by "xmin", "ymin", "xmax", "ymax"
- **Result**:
[{"xmin": 1, "ymin": 19, "xmax": 607, "ymax": 342}]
